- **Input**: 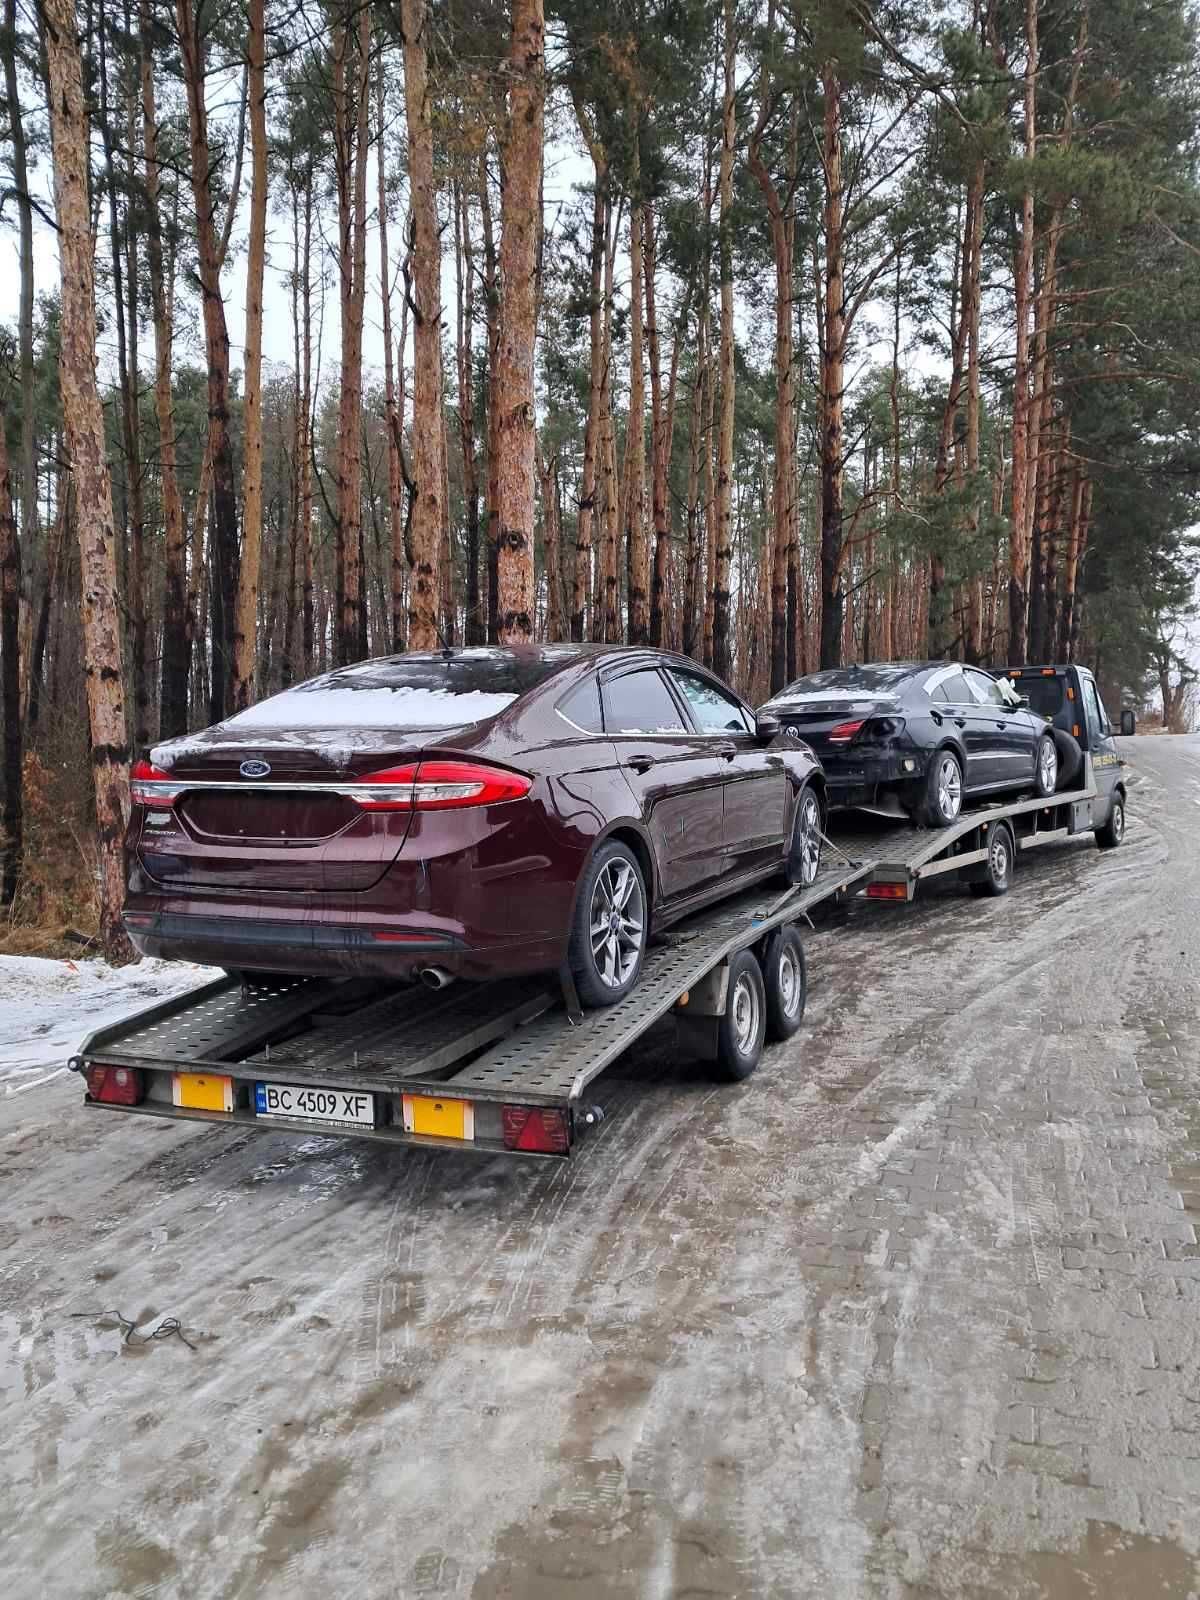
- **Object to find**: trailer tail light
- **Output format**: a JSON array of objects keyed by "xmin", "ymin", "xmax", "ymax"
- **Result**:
[
  {"xmin": 502, "ymin": 1105, "xmax": 571, "ymax": 1154},
  {"xmin": 828, "ymin": 719, "xmax": 865, "ymax": 744},
  {"xmin": 353, "ymin": 761, "xmax": 532, "ymax": 812},
  {"xmin": 130, "ymin": 759, "xmax": 183, "ymax": 809},
  {"xmin": 85, "ymin": 1063, "xmax": 145, "ymax": 1105},
  {"xmin": 867, "ymin": 882, "xmax": 908, "ymax": 901}
]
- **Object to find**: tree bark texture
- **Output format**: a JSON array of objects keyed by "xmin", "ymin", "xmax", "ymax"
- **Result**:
[
  {"xmin": 819, "ymin": 61, "xmax": 846, "ymax": 670},
  {"xmin": 494, "ymin": 0, "xmax": 544, "ymax": 644},
  {"xmin": 711, "ymin": 0, "xmax": 736, "ymax": 681},
  {"xmin": 45, "ymin": 0, "xmax": 134, "ymax": 961}
]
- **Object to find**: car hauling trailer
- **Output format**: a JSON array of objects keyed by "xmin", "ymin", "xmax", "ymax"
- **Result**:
[{"xmin": 70, "ymin": 758, "xmax": 1115, "ymax": 1161}]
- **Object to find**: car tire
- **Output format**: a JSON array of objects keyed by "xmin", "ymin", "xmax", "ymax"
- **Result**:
[
  {"xmin": 968, "ymin": 821, "xmax": 1014, "ymax": 898},
  {"xmin": 1096, "ymin": 794, "xmax": 1125, "ymax": 850},
  {"xmin": 567, "ymin": 840, "xmax": 649, "ymax": 1008},
  {"xmin": 714, "ymin": 948, "xmax": 767, "ymax": 1081},
  {"xmin": 763, "ymin": 925, "xmax": 807, "ymax": 1041},
  {"xmin": 1033, "ymin": 734, "xmax": 1058, "ymax": 799},
  {"xmin": 786, "ymin": 783, "xmax": 824, "ymax": 886},
  {"xmin": 1052, "ymin": 728, "xmax": 1083, "ymax": 789},
  {"xmin": 923, "ymin": 748, "xmax": 964, "ymax": 827}
]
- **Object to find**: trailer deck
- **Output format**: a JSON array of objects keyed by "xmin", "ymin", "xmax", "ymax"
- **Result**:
[{"xmin": 71, "ymin": 767, "xmax": 1107, "ymax": 1159}]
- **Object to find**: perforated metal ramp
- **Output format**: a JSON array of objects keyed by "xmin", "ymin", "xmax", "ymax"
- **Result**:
[
  {"xmin": 241, "ymin": 978, "xmax": 554, "ymax": 1087},
  {"xmin": 448, "ymin": 863, "xmax": 871, "ymax": 1103},
  {"xmin": 77, "ymin": 975, "xmax": 339, "ymax": 1065}
]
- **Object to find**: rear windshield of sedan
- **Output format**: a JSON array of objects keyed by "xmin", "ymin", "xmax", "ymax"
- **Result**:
[
  {"xmin": 226, "ymin": 650, "xmax": 574, "ymax": 730},
  {"xmin": 766, "ymin": 665, "xmax": 916, "ymax": 703}
]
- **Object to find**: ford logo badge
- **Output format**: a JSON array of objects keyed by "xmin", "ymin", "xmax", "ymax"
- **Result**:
[{"xmin": 240, "ymin": 759, "xmax": 271, "ymax": 779}]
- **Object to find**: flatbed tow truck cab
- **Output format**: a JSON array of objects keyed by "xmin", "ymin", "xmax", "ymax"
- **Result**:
[{"xmin": 1000, "ymin": 663, "xmax": 1130, "ymax": 849}]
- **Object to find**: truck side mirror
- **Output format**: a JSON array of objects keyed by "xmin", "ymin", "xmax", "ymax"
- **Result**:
[{"xmin": 1119, "ymin": 709, "xmax": 1136, "ymax": 737}]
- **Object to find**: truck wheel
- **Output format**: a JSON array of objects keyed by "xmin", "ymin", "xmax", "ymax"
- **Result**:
[
  {"xmin": 923, "ymin": 749, "xmax": 963, "ymax": 827},
  {"xmin": 714, "ymin": 948, "xmax": 767, "ymax": 1081},
  {"xmin": 568, "ymin": 840, "xmax": 648, "ymax": 1007},
  {"xmin": 1033, "ymin": 734, "xmax": 1058, "ymax": 798},
  {"xmin": 1096, "ymin": 795, "xmax": 1125, "ymax": 850},
  {"xmin": 968, "ymin": 821, "xmax": 1013, "ymax": 898},
  {"xmin": 763, "ymin": 925, "xmax": 807, "ymax": 1041}
]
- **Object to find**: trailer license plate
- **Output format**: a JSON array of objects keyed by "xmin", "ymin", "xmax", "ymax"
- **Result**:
[{"xmin": 254, "ymin": 1083, "xmax": 376, "ymax": 1129}]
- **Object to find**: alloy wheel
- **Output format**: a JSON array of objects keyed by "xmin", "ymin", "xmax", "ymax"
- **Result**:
[
  {"xmin": 588, "ymin": 858, "xmax": 645, "ymax": 990},
  {"xmin": 1038, "ymin": 739, "xmax": 1058, "ymax": 793},
  {"xmin": 795, "ymin": 790, "xmax": 822, "ymax": 885},
  {"xmin": 937, "ymin": 755, "xmax": 963, "ymax": 820}
]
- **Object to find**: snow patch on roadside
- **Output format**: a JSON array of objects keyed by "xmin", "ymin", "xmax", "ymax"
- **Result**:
[{"xmin": 0, "ymin": 955, "xmax": 218, "ymax": 1092}]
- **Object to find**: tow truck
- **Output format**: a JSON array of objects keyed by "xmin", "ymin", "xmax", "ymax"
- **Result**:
[{"xmin": 70, "ymin": 692, "xmax": 1129, "ymax": 1162}]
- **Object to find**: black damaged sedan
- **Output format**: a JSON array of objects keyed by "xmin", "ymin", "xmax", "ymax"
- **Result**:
[{"xmin": 759, "ymin": 662, "xmax": 1060, "ymax": 827}]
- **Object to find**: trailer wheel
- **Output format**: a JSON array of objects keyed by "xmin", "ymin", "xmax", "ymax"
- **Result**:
[
  {"xmin": 968, "ymin": 821, "xmax": 1014, "ymax": 898},
  {"xmin": 714, "ymin": 949, "xmax": 767, "ymax": 1081},
  {"xmin": 763, "ymin": 925, "xmax": 807, "ymax": 1041}
]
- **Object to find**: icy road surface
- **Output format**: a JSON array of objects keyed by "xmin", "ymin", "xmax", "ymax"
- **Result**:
[{"xmin": 3, "ymin": 737, "xmax": 1199, "ymax": 1598}]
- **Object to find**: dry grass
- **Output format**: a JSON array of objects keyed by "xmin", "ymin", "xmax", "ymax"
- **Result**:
[{"xmin": 0, "ymin": 752, "xmax": 102, "ymax": 959}]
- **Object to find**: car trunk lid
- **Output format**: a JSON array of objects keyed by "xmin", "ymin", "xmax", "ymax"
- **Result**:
[
  {"xmin": 765, "ymin": 694, "xmax": 898, "ymax": 756},
  {"xmin": 138, "ymin": 728, "xmax": 434, "ymax": 894}
]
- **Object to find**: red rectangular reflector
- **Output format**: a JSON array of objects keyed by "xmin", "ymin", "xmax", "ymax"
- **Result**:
[
  {"xmin": 85, "ymin": 1063, "xmax": 145, "ymax": 1105},
  {"xmin": 867, "ymin": 882, "xmax": 908, "ymax": 901},
  {"xmin": 502, "ymin": 1105, "xmax": 571, "ymax": 1154}
]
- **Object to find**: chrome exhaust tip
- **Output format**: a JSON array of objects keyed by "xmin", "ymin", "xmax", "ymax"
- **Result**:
[{"xmin": 419, "ymin": 966, "xmax": 456, "ymax": 991}]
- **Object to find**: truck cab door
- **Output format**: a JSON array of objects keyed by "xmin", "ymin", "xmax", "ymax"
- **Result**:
[{"xmin": 1078, "ymin": 671, "xmax": 1121, "ymax": 816}]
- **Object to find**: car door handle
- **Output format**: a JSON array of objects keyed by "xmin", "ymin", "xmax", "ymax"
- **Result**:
[
  {"xmin": 954, "ymin": 716, "xmax": 968, "ymax": 728},
  {"xmin": 626, "ymin": 754, "xmax": 656, "ymax": 773},
  {"xmin": 714, "ymin": 742, "xmax": 737, "ymax": 761}
]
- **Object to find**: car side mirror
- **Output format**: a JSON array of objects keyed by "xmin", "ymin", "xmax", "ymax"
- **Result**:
[
  {"xmin": 1119, "ymin": 709, "xmax": 1136, "ymax": 737},
  {"xmin": 755, "ymin": 712, "xmax": 782, "ymax": 743}
]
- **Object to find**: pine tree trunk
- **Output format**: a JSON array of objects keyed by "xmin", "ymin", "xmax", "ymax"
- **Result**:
[
  {"xmin": 141, "ymin": 1, "xmax": 188, "ymax": 737},
  {"xmin": 748, "ymin": 99, "xmax": 794, "ymax": 693},
  {"xmin": 623, "ymin": 189, "xmax": 649, "ymax": 645},
  {"xmin": 819, "ymin": 62, "xmax": 846, "ymax": 669},
  {"xmin": 300, "ymin": 182, "xmax": 315, "ymax": 676},
  {"xmin": 3, "ymin": 0, "xmax": 31, "ymax": 898},
  {"xmin": 45, "ymin": 0, "xmax": 134, "ymax": 962},
  {"xmin": 382, "ymin": 65, "xmax": 407, "ymax": 653},
  {"xmin": 645, "ymin": 206, "xmax": 669, "ymax": 649},
  {"xmin": 334, "ymin": 2, "xmax": 370, "ymax": 663},
  {"xmin": 711, "ymin": 0, "xmax": 736, "ymax": 680},
  {"xmin": 573, "ymin": 166, "xmax": 605, "ymax": 642},
  {"xmin": 599, "ymin": 204, "xmax": 621, "ymax": 644},
  {"xmin": 479, "ymin": 161, "xmax": 500, "ymax": 643},
  {"xmin": 683, "ymin": 327, "xmax": 704, "ymax": 661},
  {"xmin": 402, "ymin": 0, "xmax": 444, "ymax": 651},
  {"xmin": 0, "ymin": 402, "xmax": 20, "ymax": 906},
  {"xmin": 232, "ymin": 0, "xmax": 267, "ymax": 709},
  {"xmin": 494, "ymin": 0, "xmax": 543, "ymax": 644},
  {"xmin": 1008, "ymin": 0, "xmax": 1038, "ymax": 665},
  {"xmin": 454, "ymin": 181, "xmax": 483, "ymax": 647},
  {"xmin": 177, "ymin": 0, "xmax": 239, "ymax": 720},
  {"xmin": 537, "ymin": 446, "xmax": 563, "ymax": 641}
]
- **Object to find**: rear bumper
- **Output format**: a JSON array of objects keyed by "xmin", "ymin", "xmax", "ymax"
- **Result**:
[
  {"xmin": 820, "ymin": 747, "xmax": 927, "ymax": 808},
  {"xmin": 123, "ymin": 910, "xmax": 564, "ymax": 982}
]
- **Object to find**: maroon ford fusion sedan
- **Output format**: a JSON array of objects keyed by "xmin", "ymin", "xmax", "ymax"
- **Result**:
[{"xmin": 124, "ymin": 646, "xmax": 826, "ymax": 1006}]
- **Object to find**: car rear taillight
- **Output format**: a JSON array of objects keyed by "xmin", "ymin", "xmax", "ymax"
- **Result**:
[
  {"xmin": 85, "ymin": 1064, "xmax": 145, "ymax": 1105},
  {"xmin": 130, "ymin": 759, "xmax": 183, "ymax": 808},
  {"xmin": 828, "ymin": 719, "xmax": 865, "ymax": 744},
  {"xmin": 354, "ymin": 761, "xmax": 532, "ymax": 812},
  {"xmin": 502, "ymin": 1105, "xmax": 571, "ymax": 1154}
]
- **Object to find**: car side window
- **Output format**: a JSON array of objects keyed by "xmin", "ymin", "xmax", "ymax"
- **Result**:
[
  {"xmin": 965, "ymin": 670, "xmax": 1006, "ymax": 707},
  {"xmin": 555, "ymin": 678, "xmax": 604, "ymax": 734},
  {"xmin": 601, "ymin": 670, "xmax": 688, "ymax": 734},
  {"xmin": 668, "ymin": 670, "xmax": 754, "ymax": 734},
  {"xmin": 940, "ymin": 671, "xmax": 971, "ymax": 703}
]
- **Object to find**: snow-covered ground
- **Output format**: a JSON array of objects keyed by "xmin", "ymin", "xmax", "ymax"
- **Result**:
[{"xmin": 0, "ymin": 954, "xmax": 217, "ymax": 1096}]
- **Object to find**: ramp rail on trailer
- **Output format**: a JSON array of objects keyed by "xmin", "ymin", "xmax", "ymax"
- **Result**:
[{"xmin": 70, "ymin": 761, "xmax": 1108, "ymax": 1160}]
